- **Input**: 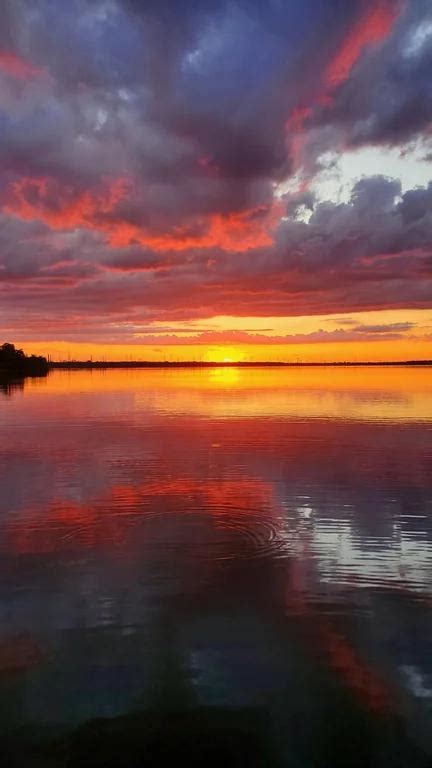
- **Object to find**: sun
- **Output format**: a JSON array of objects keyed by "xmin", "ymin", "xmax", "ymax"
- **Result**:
[{"xmin": 203, "ymin": 346, "xmax": 246, "ymax": 363}]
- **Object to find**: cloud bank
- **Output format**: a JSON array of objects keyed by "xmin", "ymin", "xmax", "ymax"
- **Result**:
[{"xmin": 0, "ymin": 0, "xmax": 431, "ymax": 345}]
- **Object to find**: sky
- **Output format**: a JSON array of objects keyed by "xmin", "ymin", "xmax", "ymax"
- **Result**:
[{"xmin": 0, "ymin": 0, "xmax": 431, "ymax": 362}]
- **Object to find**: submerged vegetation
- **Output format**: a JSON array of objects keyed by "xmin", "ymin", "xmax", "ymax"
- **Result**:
[{"xmin": 0, "ymin": 343, "xmax": 49, "ymax": 376}]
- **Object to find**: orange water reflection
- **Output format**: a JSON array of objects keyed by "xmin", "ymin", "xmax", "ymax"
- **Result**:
[
  {"xmin": 0, "ymin": 367, "xmax": 431, "ymax": 760},
  {"xmin": 21, "ymin": 365, "xmax": 432, "ymax": 421}
]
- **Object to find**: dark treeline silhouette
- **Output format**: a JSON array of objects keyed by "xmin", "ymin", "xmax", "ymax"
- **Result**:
[
  {"xmin": 1, "ymin": 344, "xmax": 431, "ymax": 374},
  {"xmin": 0, "ymin": 343, "xmax": 49, "ymax": 376}
]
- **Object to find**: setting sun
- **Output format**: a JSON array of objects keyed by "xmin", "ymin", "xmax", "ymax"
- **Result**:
[{"xmin": 203, "ymin": 347, "xmax": 246, "ymax": 364}]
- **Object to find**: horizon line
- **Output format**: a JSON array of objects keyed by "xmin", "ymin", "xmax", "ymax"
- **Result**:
[{"xmin": 49, "ymin": 359, "xmax": 432, "ymax": 369}]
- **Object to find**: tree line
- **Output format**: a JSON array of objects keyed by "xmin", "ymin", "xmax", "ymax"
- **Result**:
[{"xmin": 0, "ymin": 343, "xmax": 49, "ymax": 375}]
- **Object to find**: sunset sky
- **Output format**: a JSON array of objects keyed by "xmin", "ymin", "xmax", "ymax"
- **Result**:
[{"xmin": 1, "ymin": 0, "xmax": 431, "ymax": 361}]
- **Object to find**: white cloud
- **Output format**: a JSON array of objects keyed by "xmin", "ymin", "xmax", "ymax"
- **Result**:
[{"xmin": 312, "ymin": 140, "xmax": 432, "ymax": 204}]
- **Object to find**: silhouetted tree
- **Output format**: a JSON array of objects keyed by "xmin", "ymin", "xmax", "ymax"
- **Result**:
[{"xmin": 0, "ymin": 342, "xmax": 49, "ymax": 375}]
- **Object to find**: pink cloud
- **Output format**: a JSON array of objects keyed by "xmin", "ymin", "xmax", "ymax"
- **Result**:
[{"xmin": 0, "ymin": 51, "xmax": 43, "ymax": 80}]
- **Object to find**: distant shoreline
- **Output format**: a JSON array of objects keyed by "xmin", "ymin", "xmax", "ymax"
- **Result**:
[{"xmin": 50, "ymin": 360, "xmax": 432, "ymax": 370}]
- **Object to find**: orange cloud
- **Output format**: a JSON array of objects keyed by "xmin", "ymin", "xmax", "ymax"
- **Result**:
[
  {"xmin": 5, "ymin": 176, "xmax": 130, "ymax": 229},
  {"xmin": 109, "ymin": 205, "xmax": 279, "ymax": 252},
  {"xmin": 5, "ymin": 175, "xmax": 280, "ymax": 253}
]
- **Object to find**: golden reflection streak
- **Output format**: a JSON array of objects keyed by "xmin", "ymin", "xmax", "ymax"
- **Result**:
[{"xmin": 25, "ymin": 366, "xmax": 432, "ymax": 422}]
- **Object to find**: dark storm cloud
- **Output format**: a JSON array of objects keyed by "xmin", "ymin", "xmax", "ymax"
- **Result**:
[
  {"xmin": 275, "ymin": 177, "xmax": 432, "ymax": 273},
  {"xmin": 0, "ymin": 0, "xmax": 362, "ymax": 194},
  {"xmin": 311, "ymin": 0, "xmax": 432, "ymax": 147}
]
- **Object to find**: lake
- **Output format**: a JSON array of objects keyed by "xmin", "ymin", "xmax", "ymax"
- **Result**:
[{"xmin": 0, "ymin": 367, "xmax": 431, "ymax": 767}]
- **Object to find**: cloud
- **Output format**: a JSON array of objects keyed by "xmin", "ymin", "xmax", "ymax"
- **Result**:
[
  {"xmin": 1, "ymin": 174, "xmax": 431, "ymax": 341},
  {"xmin": 352, "ymin": 322, "xmax": 415, "ymax": 334},
  {"xmin": 323, "ymin": 1, "xmax": 401, "ymax": 91},
  {"xmin": 126, "ymin": 323, "xmax": 419, "ymax": 346},
  {"xmin": 309, "ymin": 0, "xmax": 432, "ymax": 149},
  {"xmin": 0, "ymin": 50, "xmax": 43, "ymax": 80},
  {"xmin": 0, "ymin": 0, "xmax": 430, "ymax": 344}
]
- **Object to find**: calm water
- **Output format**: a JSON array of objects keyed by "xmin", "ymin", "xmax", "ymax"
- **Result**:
[{"xmin": 0, "ymin": 367, "xmax": 431, "ymax": 767}]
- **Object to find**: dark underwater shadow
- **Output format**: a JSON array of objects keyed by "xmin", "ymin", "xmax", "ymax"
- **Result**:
[
  {"xmin": 2, "ymin": 701, "xmax": 431, "ymax": 768},
  {"xmin": 2, "ymin": 706, "xmax": 280, "ymax": 768}
]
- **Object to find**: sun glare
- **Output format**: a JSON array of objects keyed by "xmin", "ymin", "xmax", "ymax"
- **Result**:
[{"xmin": 204, "ymin": 347, "xmax": 246, "ymax": 363}]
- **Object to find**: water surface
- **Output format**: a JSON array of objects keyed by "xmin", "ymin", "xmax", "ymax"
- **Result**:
[{"xmin": 1, "ymin": 367, "xmax": 431, "ymax": 766}]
